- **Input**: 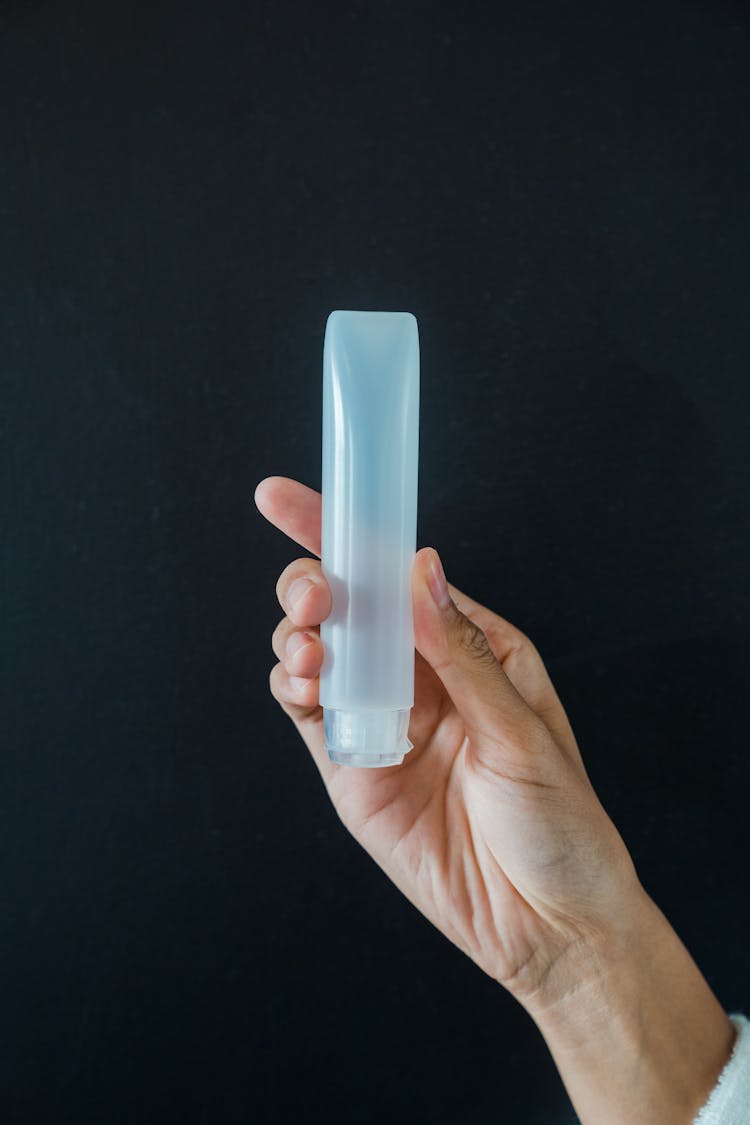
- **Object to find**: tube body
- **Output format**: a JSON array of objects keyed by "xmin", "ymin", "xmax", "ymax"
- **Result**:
[{"xmin": 320, "ymin": 310, "xmax": 420, "ymax": 767}]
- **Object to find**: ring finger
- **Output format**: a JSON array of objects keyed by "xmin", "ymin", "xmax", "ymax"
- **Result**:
[{"xmin": 272, "ymin": 617, "xmax": 325, "ymax": 680}]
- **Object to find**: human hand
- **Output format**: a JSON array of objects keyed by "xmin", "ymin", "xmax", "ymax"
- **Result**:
[
  {"xmin": 254, "ymin": 474, "xmax": 639, "ymax": 1008},
  {"xmin": 255, "ymin": 474, "xmax": 736, "ymax": 1123}
]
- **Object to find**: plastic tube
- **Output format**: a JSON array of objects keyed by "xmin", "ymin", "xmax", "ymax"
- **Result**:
[{"xmin": 320, "ymin": 310, "xmax": 420, "ymax": 768}]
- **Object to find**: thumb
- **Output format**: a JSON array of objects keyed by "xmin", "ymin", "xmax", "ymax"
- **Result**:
[{"xmin": 412, "ymin": 547, "xmax": 543, "ymax": 771}]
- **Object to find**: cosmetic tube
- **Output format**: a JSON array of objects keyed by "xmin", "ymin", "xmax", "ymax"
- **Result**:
[{"xmin": 320, "ymin": 310, "xmax": 420, "ymax": 768}]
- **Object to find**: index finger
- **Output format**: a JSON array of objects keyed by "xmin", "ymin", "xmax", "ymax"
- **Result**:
[{"xmin": 254, "ymin": 476, "xmax": 322, "ymax": 557}]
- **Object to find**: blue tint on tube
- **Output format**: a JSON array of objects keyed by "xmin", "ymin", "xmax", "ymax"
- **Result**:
[{"xmin": 320, "ymin": 310, "xmax": 420, "ymax": 768}]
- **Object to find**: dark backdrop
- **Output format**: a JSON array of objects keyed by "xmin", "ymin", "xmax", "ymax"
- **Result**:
[{"xmin": 2, "ymin": 1, "xmax": 750, "ymax": 1122}]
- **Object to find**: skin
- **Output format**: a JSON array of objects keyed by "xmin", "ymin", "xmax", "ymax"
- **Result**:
[{"xmin": 255, "ymin": 475, "xmax": 736, "ymax": 1124}]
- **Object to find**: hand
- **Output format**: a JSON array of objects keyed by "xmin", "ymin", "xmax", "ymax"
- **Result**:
[
  {"xmin": 255, "ymin": 475, "xmax": 637, "ymax": 1004},
  {"xmin": 255, "ymin": 475, "xmax": 736, "ymax": 1124}
]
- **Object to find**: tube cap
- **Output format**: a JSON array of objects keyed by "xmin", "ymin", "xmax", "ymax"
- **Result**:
[{"xmin": 323, "ymin": 708, "xmax": 413, "ymax": 768}]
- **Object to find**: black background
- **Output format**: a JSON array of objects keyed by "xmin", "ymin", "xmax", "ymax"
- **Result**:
[{"xmin": 2, "ymin": 1, "xmax": 750, "ymax": 1122}]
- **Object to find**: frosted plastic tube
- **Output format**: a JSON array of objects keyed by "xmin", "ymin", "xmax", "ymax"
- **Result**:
[{"xmin": 320, "ymin": 310, "xmax": 420, "ymax": 768}]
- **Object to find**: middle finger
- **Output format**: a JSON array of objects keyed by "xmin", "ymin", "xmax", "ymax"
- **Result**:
[{"xmin": 276, "ymin": 558, "xmax": 332, "ymax": 626}]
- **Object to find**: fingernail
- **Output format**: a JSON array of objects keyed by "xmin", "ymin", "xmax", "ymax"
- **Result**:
[
  {"xmin": 288, "ymin": 675, "xmax": 309, "ymax": 695},
  {"xmin": 427, "ymin": 550, "xmax": 452, "ymax": 609},
  {"xmin": 288, "ymin": 577, "xmax": 314, "ymax": 611},
  {"xmin": 286, "ymin": 631, "xmax": 313, "ymax": 664}
]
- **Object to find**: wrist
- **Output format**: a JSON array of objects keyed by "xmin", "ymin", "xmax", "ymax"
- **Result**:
[{"xmin": 520, "ymin": 884, "xmax": 736, "ymax": 1125}]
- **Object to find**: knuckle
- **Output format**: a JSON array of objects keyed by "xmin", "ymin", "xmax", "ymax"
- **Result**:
[
  {"xmin": 520, "ymin": 633, "xmax": 542, "ymax": 664},
  {"xmin": 515, "ymin": 627, "xmax": 541, "ymax": 663},
  {"xmin": 271, "ymin": 617, "xmax": 289, "ymax": 659},
  {"xmin": 515, "ymin": 643, "xmax": 547, "ymax": 686},
  {"xmin": 454, "ymin": 612, "xmax": 496, "ymax": 669},
  {"xmin": 274, "ymin": 575, "xmax": 286, "ymax": 608},
  {"xmin": 505, "ymin": 625, "xmax": 531, "ymax": 657},
  {"xmin": 275, "ymin": 567, "xmax": 294, "ymax": 607},
  {"xmin": 275, "ymin": 558, "xmax": 310, "ymax": 602},
  {"xmin": 495, "ymin": 623, "xmax": 543, "ymax": 673},
  {"xmin": 268, "ymin": 662, "xmax": 285, "ymax": 700},
  {"xmin": 276, "ymin": 558, "xmax": 328, "ymax": 621}
]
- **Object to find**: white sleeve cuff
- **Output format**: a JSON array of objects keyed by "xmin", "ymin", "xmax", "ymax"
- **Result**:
[{"xmin": 693, "ymin": 1014, "xmax": 750, "ymax": 1124}]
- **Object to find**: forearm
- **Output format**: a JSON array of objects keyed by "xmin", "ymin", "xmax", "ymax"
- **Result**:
[{"xmin": 524, "ymin": 887, "xmax": 736, "ymax": 1125}]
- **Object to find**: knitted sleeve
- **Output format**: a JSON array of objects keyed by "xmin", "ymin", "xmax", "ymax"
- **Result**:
[{"xmin": 693, "ymin": 1015, "xmax": 750, "ymax": 1124}]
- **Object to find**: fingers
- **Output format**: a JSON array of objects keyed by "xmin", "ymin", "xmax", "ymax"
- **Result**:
[
  {"xmin": 271, "ymin": 618, "xmax": 324, "ymax": 679},
  {"xmin": 256, "ymin": 473, "xmax": 583, "ymax": 779},
  {"xmin": 413, "ymin": 549, "xmax": 584, "ymax": 787},
  {"xmin": 268, "ymin": 659, "xmax": 335, "ymax": 788},
  {"xmin": 448, "ymin": 585, "xmax": 583, "ymax": 770},
  {"xmin": 255, "ymin": 477, "xmax": 322, "ymax": 557},
  {"xmin": 275, "ymin": 557, "xmax": 331, "ymax": 626},
  {"xmin": 269, "ymin": 553, "xmax": 327, "ymax": 723},
  {"xmin": 251, "ymin": 499, "xmax": 333, "ymax": 778},
  {"xmin": 412, "ymin": 547, "xmax": 560, "ymax": 782},
  {"xmin": 269, "ymin": 659, "xmax": 321, "ymax": 712}
]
